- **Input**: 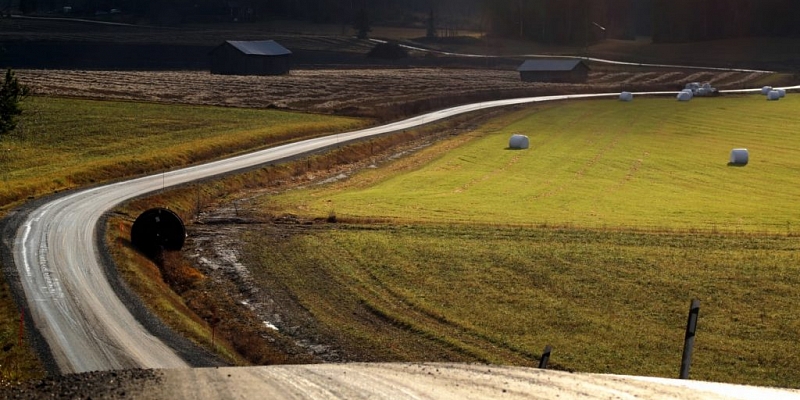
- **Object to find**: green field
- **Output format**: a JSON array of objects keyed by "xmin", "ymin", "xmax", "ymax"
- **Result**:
[
  {"xmin": 266, "ymin": 95, "xmax": 800, "ymax": 233},
  {"xmin": 0, "ymin": 97, "xmax": 363, "ymax": 208},
  {"xmin": 250, "ymin": 95, "xmax": 800, "ymax": 387}
]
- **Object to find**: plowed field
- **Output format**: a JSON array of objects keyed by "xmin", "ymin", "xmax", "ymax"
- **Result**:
[{"xmin": 19, "ymin": 68, "xmax": 772, "ymax": 119}]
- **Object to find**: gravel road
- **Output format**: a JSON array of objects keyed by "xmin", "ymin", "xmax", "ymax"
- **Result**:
[{"xmin": 3, "ymin": 363, "xmax": 799, "ymax": 399}]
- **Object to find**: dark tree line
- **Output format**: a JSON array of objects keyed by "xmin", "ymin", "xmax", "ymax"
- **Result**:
[
  {"xmin": 651, "ymin": 0, "xmax": 800, "ymax": 42},
  {"xmin": 480, "ymin": 0, "xmax": 800, "ymax": 44},
  {"xmin": 14, "ymin": 0, "xmax": 800, "ymax": 43},
  {"xmin": 481, "ymin": 0, "xmax": 635, "ymax": 44}
]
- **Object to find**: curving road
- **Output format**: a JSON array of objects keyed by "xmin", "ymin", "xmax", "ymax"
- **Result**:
[
  {"xmin": 8, "ymin": 91, "xmax": 634, "ymax": 373},
  {"xmin": 4, "ymin": 83, "xmax": 800, "ymax": 396}
]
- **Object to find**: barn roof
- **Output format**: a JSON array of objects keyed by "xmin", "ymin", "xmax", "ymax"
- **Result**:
[
  {"xmin": 517, "ymin": 59, "xmax": 587, "ymax": 72},
  {"xmin": 224, "ymin": 40, "xmax": 292, "ymax": 56}
]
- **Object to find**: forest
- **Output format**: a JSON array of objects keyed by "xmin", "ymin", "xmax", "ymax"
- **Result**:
[{"xmin": 11, "ymin": 0, "xmax": 800, "ymax": 43}]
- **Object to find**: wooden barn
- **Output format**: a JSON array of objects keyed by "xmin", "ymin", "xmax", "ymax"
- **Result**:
[
  {"xmin": 517, "ymin": 59, "xmax": 590, "ymax": 83},
  {"xmin": 210, "ymin": 40, "xmax": 292, "ymax": 76}
]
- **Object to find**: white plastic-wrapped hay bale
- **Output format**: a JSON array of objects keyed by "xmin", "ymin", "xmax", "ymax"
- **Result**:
[
  {"xmin": 685, "ymin": 82, "xmax": 700, "ymax": 92},
  {"xmin": 767, "ymin": 90, "xmax": 781, "ymax": 101},
  {"xmin": 509, "ymin": 134, "xmax": 530, "ymax": 150},
  {"xmin": 761, "ymin": 86, "xmax": 773, "ymax": 95},
  {"xmin": 778, "ymin": 88, "xmax": 787, "ymax": 98},
  {"xmin": 702, "ymin": 82, "xmax": 712, "ymax": 90},
  {"xmin": 619, "ymin": 91, "xmax": 633, "ymax": 102},
  {"xmin": 730, "ymin": 148, "xmax": 749, "ymax": 165},
  {"xmin": 696, "ymin": 88, "xmax": 708, "ymax": 96},
  {"xmin": 677, "ymin": 91, "xmax": 693, "ymax": 101}
]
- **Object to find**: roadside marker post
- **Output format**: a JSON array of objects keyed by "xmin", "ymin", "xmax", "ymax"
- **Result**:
[
  {"xmin": 539, "ymin": 345, "xmax": 552, "ymax": 369},
  {"xmin": 680, "ymin": 299, "xmax": 700, "ymax": 379}
]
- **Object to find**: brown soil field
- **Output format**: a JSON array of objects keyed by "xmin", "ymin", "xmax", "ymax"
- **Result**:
[{"xmin": 18, "ymin": 68, "xmax": 775, "ymax": 120}]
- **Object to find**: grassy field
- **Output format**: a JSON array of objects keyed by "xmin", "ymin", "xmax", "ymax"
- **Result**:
[
  {"xmin": 0, "ymin": 96, "xmax": 364, "ymax": 380},
  {"xmin": 264, "ymin": 95, "xmax": 800, "ymax": 233},
  {"xmin": 248, "ymin": 94, "xmax": 800, "ymax": 387},
  {"xmin": 0, "ymin": 97, "xmax": 364, "ymax": 209},
  {"xmin": 246, "ymin": 225, "xmax": 800, "ymax": 386}
]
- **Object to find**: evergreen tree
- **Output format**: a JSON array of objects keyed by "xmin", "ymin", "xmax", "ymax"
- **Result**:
[
  {"xmin": 0, "ymin": 69, "xmax": 29, "ymax": 136},
  {"xmin": 426, "ymin": 7, "xmax": 437, "ymax": 39},
  {"xmin": 353, "ymin": 5, "xmax": 371, "ymax": 39}
]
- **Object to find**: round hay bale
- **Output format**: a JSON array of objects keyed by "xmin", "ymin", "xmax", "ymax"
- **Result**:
[
  {"xmin": 677, "ymin": 91, "xmax": 692, "ymax": 101},
  {"xmin": 767, "ymin": 90, "xmax": 781, "ymax": 101},
  {"xmin": 509, "ymin": 134, "xmax": 530, "ymax": 150},
  {"xmin": 619, "ymin": 91, "xmax": 633, "ymax": 102},
  {"xmin": 777, "ymin": 89, "xmax": 787, "ymax": 98},
  {"xmin": 761, "ymin": 86, "xmax": 773, "ymax": 95},
  {"xmin": 729, "ymin": 148, "xmax": 749, "ymax": 166}
]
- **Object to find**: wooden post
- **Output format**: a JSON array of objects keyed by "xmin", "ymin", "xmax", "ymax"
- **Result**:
[
  {"xmin": 538, "ymin": 345, "xmax": 552, "ymax": 369},
  {"xmin": 680, "ymin": 299, "xmax": 700, "ymax": 379}
]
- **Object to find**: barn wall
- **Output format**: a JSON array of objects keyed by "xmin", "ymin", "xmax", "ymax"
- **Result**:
[
  {"xmin": 520, "ymin": 71, "xmax": 572, "ymax": 83},
  {"xmin": 210, "ymin": 44, "xmax": 246, "ymax": 75},
  {"xmin": 244, "ymin": 55, "xmax": 290, "ymax": 75}
]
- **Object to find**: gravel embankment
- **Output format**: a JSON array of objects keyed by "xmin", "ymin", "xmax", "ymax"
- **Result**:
[{"xmin": 0, "ymin": 369, "xmax": 163, "ymax": 399}]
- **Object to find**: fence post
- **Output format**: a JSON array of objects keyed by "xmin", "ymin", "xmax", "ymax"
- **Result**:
[
  {"xmin": 538, "ymin": 345, "xmax": 552, "ymax": 369},
  {"xmin": 679, "ymin": 299, "xmax": 700, "ymax": 379}
]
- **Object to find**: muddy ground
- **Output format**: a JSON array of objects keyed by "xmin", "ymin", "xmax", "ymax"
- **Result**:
[{"xmin": 183, "ymin": 112, "xmax": 493, "ymax": 363}]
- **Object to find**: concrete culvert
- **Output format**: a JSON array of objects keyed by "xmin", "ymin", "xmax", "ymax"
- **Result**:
[
  {"xmin": 509, "ymin": 134, "xmax": 530, "ymax": 150},
  {"xmin": 729, "ymin": 148, "xmax": 749, "ymax": 166},
  {"xmin": 619, "ymin": 92, "xmax": 633, "ymax": 102},
  {"xmin": 131, "ymin": 208, "xmax": 186, "ymax": 258}
]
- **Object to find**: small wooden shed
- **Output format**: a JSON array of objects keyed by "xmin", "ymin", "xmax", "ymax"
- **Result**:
[
  {"xmin": 210, "ymin": 40, "xmax": 292, "ymax": 76},
  {"xmin": 517, "ymin": 59, "xmax": 590, "ymax": 83}
]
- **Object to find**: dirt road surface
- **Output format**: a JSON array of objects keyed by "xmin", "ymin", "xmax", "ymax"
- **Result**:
[
  {"xmin": 3, "ymin": 363, "xmax": 799, "ymax": 399},
  {"xmin": 154, "ymin": 364, "xmax": 800, "ymax": 400}
]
